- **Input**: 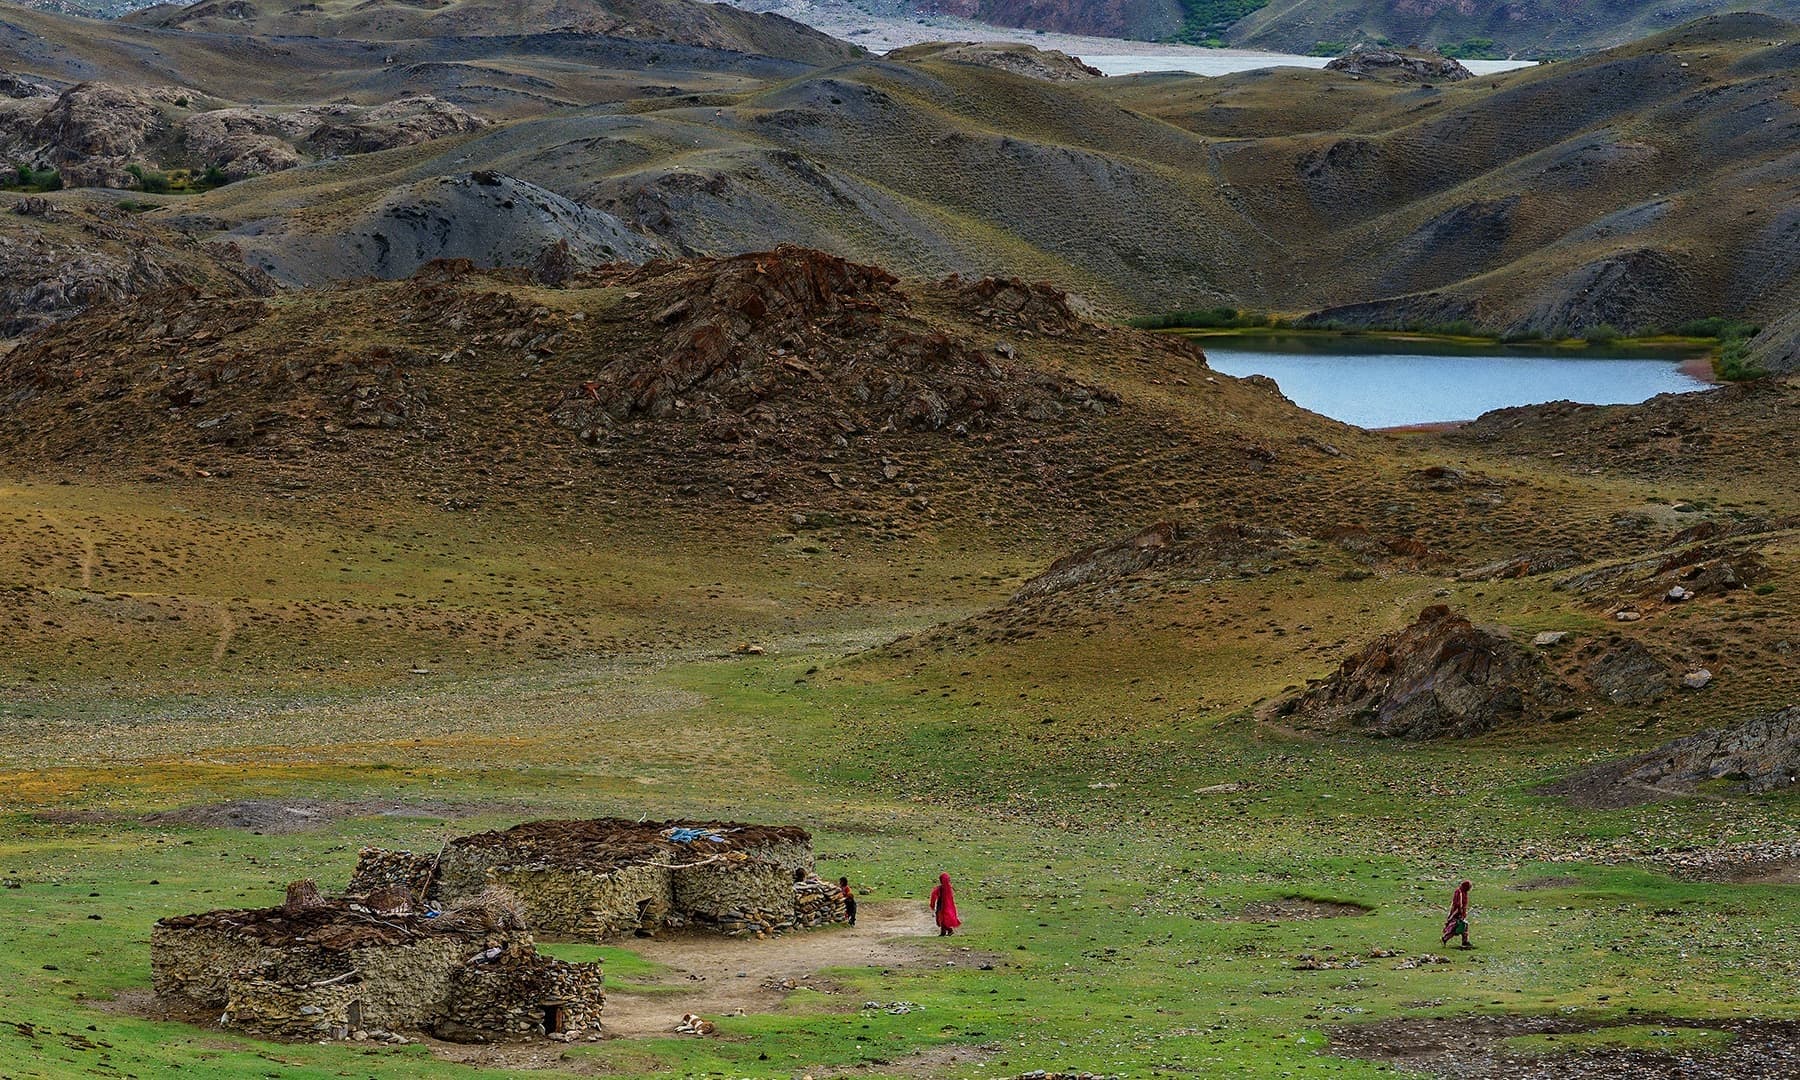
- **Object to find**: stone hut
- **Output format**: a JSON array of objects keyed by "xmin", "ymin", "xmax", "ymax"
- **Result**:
[
  {"xmin": 349, "ymin": 818, "xmax": 847, "ymax": 940},
  {"xmin": 151, "ymin": 887, "xmax": 602, "ymax": 1042}
]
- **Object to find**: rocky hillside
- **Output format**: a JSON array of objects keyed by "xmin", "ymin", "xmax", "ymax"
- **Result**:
[
  {"xmin": 154, "ymin": 15, "xmax": 1799, "ymax": 337},
  {"xmin": 0, "ymin": 81, "xmax": 483, "ymax": 187},
  {"xmin": 0, "ymin": 194, "xmax": 272, "ymax": 336},
  {"xmin": 0, "ymin": 2, "xmax": 827, "ymax": 117},
  {"xmin": 0, "ymin": 246, "xmax": 1331, "ymax": 537},
  {"xmin": 231, "ymin": 172, "xmax": 665, "ymax": 285},
  {"xmin": 901, "ymin": 0, "xmax": 1187, "ymax": 40},
  {"xmin": 122, "ymin": 0, "xmax": 863, "ymax": 66},
  {"xmin": 1229, "ymin": 0, "xmax": 1800, "ymax": 58},
  {"xmin": 884, "ymin": 41, "xmax": 1103, "ymax": 81}
]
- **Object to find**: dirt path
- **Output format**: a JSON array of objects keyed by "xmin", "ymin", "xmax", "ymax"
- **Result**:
[
  {"xmin": 428, "ymin": 901, "xmax": 969, "ymax": 1071},
  {"xmin": 599, "ymin": 900, "xmax": 946, "ymax": 1037}
]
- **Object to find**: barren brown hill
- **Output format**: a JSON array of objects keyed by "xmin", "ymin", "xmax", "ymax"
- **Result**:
[
  {"xmin": 0, "ymin": 1, "xmax": 825, "ymax": 115},
  {"xmin": 147, "ymin": 14, "xmax": 1800, "ymax": 336},
  {"xmin": 123, "ymin": 0, "xmax": 863, "ymax": 66},
  {"xmin": 1227, "ymin": 0, "xmax": 1800, "ymax": 57},
  {"xmin": 0, "ymin": 244, "xmax": 1674, "ymax": 561},
  {"xmin": 0, "ymin": 193, "xmax": 273, "ymax": 336}
]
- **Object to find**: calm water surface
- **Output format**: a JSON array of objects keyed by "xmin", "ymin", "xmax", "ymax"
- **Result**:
[{"xmin": 1201, "ymin": 337, "xmax": 1710, "ymax": 429}]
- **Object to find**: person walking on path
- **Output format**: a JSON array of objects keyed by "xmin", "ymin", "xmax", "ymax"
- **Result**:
[
  {"xmin": 838, "ymin": 876, "xmax": 857, "ymax": 927},
  {"xmin": 929, "ymin": 872, "xmax": 960, "ymax": 936},
  {"xmin": 1441, "ymin": 880, "xmax": 1473, "ymax": 949}
]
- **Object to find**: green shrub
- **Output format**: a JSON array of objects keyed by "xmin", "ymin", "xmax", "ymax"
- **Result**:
[
  {"xmin": 1754, "ymin": 584, "xmax": 1777, "ymax": 596},
  {"xmin": 125, "ymin": 163, "xmax": 171, "ymax": 194},
  {"xmin": 1714, "ymin": 336, "xmax": 1769, "ymax": 381},
  {"xmin": 1676, "ymin": 317, "xmax": 1758, "ymax": 341},
  {"xmin": 1129, "ymin": 306, "xmax": 1270, "ymax": 330},
  {"xmin": 174, "ymin": 96, "xmax": 189, "ymax": 108},
  {"xmin": 1440, "ymin": 38, "xmax": 1500, "ymax": 60},
  {"xmin": 1584, "ymin": 324, "xmax": 1622, "ymax": 344},
  {"xmin": 1165, "ymin": 0, "xmax": 1274, "ymax": 44},
  {"xmin": 9, "ymin": 164, "xmax": 62, "ymax": 191}
]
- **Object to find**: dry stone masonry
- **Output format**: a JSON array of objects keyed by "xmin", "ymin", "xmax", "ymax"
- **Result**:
[
  {"xmin": 350, "ymin": 818, "xmax": 847, "ymax": 940},
  {"xmin": 150, "ymin": 816, "xmax": 845, "ymax": 1045},
  {"xmin": 151, "ymin": 891, "xmax": 602, "ymax": 1043}
]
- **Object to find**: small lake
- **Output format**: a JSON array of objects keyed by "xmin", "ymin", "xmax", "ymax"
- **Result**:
[
  {"xmin": 1083, "ymin": 54, "xmax": 1539, "ymax": 77},
  {"xmin": 1198, "ymin": 336, "xmax": 1711, "ymax": 429}
]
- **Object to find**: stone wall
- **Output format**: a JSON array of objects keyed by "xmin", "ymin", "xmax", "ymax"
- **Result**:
[
  {"xmin": 151, "ymin": 925, "xmax": 268, "ymax": 1005},
  {"xmin": 346, "ymin": 936, "xmax": 490, "ymax": 1030},
  {"xmin": 435, "ymin": 856, "xmax": 675, "ymax": 941},
  {"xmin": 152, "ymin": 922, "xmax": 533, "ymax": 1032},
  {"xmin": 225, "ymin": 977, "xmax": 365, "ymax": 1039},
  {"xmin": 672, "ymin": 860, "xmax": 796, "ymax": 934},
  {"xmin": 438, "ymin": 945, "xmax": 604, "ymax": 1042},
  {"xmin": 733, "ymin": 837, "xmax": 816, "ymax": 878}
]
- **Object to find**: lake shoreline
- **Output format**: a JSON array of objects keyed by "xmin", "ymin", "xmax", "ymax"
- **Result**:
[
  {"xmin": 1171, "ymin": 326, "xmax": 1724, "ymax": 382},
  {"xmin": 1197, "ymin": 335, "xmax": 1715, "ymax": 429}
]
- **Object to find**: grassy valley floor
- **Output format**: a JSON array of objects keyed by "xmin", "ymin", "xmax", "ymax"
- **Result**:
[{"xmin": 2, "ymin": 474, "xmax": 1797, "ymax": 1079}]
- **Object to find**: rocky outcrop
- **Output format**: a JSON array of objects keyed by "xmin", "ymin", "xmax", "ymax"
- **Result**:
[
  {"xmin": 1543, "ymin": 706, "xmax": 1800, "ymax": 806},
  {"xmin": 0, "ymin": 83, "xmax": 484, "ymax": 188},
  {"xmin": 186, "ymin": 97, "xmax": 485, "ymax": 180},
  {"xmin": 4, "ymin": 82, "xmax": 187, "ymax": 187},
  {"xmin": 233, "ymin": 171, "xmax": 663, "ymax": 285},
  {"xmin": 1325, "ymin": 47, "xmax": 1473, "ymax": 83},
  {"xmin": 889, "ymin": 41, "xmax": 1103, "ymax": 82},
  {"xmin": 0, "ymin": 199, "xmax": 273, "ymax": 338},
  {"xmin": 552, "ymin": 246, "xmax": 1118, "ymax": 448},
  {"xmin": 1012, "ymin": 521, "xmax": 1294, "ymax": 601},
  {"xmin": 1622, "ymin": 707, "xmax": 1800, "ymax": 793},
  {"xmin": 1746, "ymin": 309, "xmax": 1800, "ymax": 375},
  {"xmin": 1276, "ymin": 606, "xmax": 1572, "ymax": 739},
  {"xmin": 1579, "ymin": 637, "xmax": 1669, "ymax": 706}
]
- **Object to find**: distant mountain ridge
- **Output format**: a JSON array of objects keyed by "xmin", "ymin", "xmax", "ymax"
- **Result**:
[
  {"xmin": 120, "ymin": 0, "xmax": 864, "ymax": 65},
  {"xmin": 890, "ymin": 0, "xmax": 1800, "ymax": 54}
]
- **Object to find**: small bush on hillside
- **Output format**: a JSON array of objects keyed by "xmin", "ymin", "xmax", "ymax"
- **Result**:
[
  {"xmin": 126, "ymin": 164, "xmax": 171, "ymax": 194},
  {"xmin": 1130, "ymin": 307, "xmax": 1272, "ymax": 330},
  {"xmin": 8, "ymin": 164, "xmax": 62, "ymax": 192},
  {"xmin": 1714, "ymin": 336, "xmax": 1768, "ymax": 381},
  {"xmin": 1440, "ymin": 38, "xmax": 1500, "ymax": 60},
  {"xmin": 1584, "ymin": 324, "xmax": 1622, "ymax": 344},
  {"xmin": 1676, "ymin": 317, "xmax": 1758, "ymax": 341}
]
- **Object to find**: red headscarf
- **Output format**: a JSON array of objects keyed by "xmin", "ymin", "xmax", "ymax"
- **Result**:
[{"xmin": 929, "ymin": 872, "xmax": 960, "ymax": 930}]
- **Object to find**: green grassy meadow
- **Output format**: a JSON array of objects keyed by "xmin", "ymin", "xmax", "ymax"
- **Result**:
[{"xmin": 2, "ymin": 476, "xmax": 1797, "ymax": 1078}]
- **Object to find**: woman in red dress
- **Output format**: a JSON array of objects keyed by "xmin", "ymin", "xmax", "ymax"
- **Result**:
[
  {"xmin": 1440, "ymin": 880, "xmax": 1472, "ymax": 948},
  {"xmin": 929, "ymin": 872, "xmax": 960, "ymax": 936}
]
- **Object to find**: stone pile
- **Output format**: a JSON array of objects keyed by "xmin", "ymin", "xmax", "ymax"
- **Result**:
[
  {"xmin": 346, "ymin": 847, "xmax": 441, "ymax": 898},
  {"xmin": 792, "ymin": 877, "xmax": 850, "ymax": 929}
]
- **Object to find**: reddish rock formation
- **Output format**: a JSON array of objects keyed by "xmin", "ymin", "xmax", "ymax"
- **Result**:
[{"xmin": 1277, "ymin": 606, "xmax": 1571, "ymax": 738}]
